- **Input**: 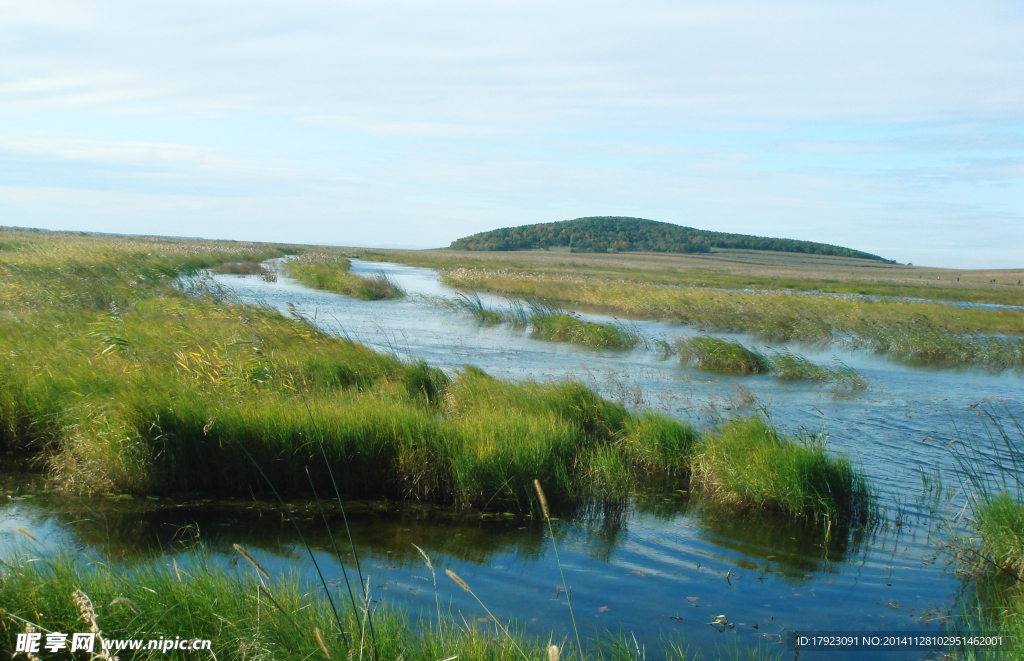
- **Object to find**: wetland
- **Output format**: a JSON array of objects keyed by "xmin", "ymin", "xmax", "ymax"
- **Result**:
[{"xmin": 1, "ymin": 228, "xmax": 1021, "ymax": 660}]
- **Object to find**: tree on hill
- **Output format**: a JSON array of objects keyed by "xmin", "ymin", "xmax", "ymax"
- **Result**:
[{"xmin": 449, "ymin": 217, "xmax": 891, "ymax": 262}]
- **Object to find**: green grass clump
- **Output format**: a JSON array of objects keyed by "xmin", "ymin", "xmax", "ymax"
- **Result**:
[
  {"xmin": 677, "ymin": 336, "xmax": 772, "ymax": 373},
  {"xmin": 974, "ymin": 492, "xmax": 1024, "ymax": 576},
  {"xmin": 925, "ymin": 404, "xmax": 1024, "ymax": 659},
  {"xmin": 620, "ymin": 412, "xmax": 698, "ymax": 475},
  {"xmin": 444, "ymin": 293, "xmax": 643, "ymax": 350},
  {"xmin": 768, "ymin": 350, "xmax": 866, "ymax": 388},
  {"xmin": 671, "ymin": 337, "xmax": 866, "ymax": 387},
  {"xmin": 530, "ymin": 311, "xmax": 641, "ymax": 350},
  {"xmin": 0, "ymin": 553, "xmax": 539, "ymax": 660},
  {"xmin": 692, "ymin": 416, "xmax": 874, "ymax": 523},
  {"xmin": 449, "ymin": 291, "xmax": 507, "ymax": 323},
  {"xmin": 949, "ymin": 403, "xmax": 1024, "ymax": 577},
  {"xmin": 286, "ymin": 253, "xmax": 405, "ymax": 300}
]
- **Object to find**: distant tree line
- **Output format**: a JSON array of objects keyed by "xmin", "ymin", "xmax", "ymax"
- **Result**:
[{"xmin": 450, "ymin": 217, "xmax": 892, "ymax": 262}]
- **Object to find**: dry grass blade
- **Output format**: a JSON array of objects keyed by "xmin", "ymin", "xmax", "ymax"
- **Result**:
[
  {"xmin": 412, "ymin": 543, "xmax": 433, "ymax": 574},
  {"xmin": 73, "ymin": 589, "xmax": 118, "ymax": 661},
  {"xmin": 413, "ymin": 542, "xmax": 443, "ymax": 645},
  {"xmin": 22, "ymin": 622, "xmax": 43, "ymax": 661},
  {"xmin": 233, "ymin": 543, "xmax": 270, "ymax": 580}
]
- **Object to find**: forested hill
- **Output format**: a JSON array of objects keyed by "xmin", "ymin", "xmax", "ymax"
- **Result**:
[{"xmin": 450, "ymin": 217, "xmax": 891, "ymax": 261}]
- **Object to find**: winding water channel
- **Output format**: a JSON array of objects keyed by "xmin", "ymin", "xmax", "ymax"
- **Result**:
[{"xmin": 3, "ymin": 259, "xmax": 1021, "ymax": 660}]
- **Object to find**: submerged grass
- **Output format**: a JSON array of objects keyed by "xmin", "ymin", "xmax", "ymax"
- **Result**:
[
  {"xmin": 286, "ymin": 252, "xmax": 405, "ymax": 300},
  {"xmin": 673, "ymin": 336, "xmax": 866, "ymax": 387},
  {"xmin": 445, "ymin": 293, "xmax": 643, "ymax": 350},
  {"xmin": 438, "ymin": 267, "xmax": 1024, "ymax": 369},
  {"xmin": 692, "ymin": 416, "xmax": 874, "ymax": 524},
  {"xmin": 767, "ymin": 350, "xmax": 865, "ymax": 388},
  {"xmin": 676, "ymin": 337, "xmax": 772, "ymax": 373}
]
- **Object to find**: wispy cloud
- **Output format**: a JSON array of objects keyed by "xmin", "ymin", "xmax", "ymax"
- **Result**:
[{"xmin": 0, "ymin": 0, "xmax": 1021, "ymax": 266}]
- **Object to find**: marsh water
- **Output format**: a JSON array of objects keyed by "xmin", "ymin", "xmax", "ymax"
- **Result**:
[{"xmin": 3, "ymin": 259, "xmax": 1022, "ymax": 660}]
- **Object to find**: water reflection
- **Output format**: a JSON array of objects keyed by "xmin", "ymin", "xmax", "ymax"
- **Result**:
[
  {"xmin": 9, "ymin": 481, "xmax": 880, "ymax": 579},
  {"xmin": 692, "ymin": 504, "xmax": 871, "ymax": 581}
]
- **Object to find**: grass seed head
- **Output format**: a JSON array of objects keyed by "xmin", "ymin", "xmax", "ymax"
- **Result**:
[
  {"xmin": 446, "ymin": 569, "xmax": 470, "ymax": 592},
  {"xmin": 233, "ymin": 543, "xmax": 270, "ymax": 580},
  {"xmin": 534, "ymin": 479, "xmax": 551, "ymax": 520}
]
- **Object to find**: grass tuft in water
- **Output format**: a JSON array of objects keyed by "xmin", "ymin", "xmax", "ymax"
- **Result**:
[
  {"xmin": 442, "ymin": 293, "xmax": 643, "ymax": 350},
  {"xmin": 944, "ymin": 403, "xmax": 1024, "ymax": 658},
  {"xmin": 768, "ymin": 350, "xmax": 866, "ymax": 388},
  {"xmin": 974, "ymin": 492, "xmax": 1024, "ymax": 577},
  {"xmin": 692, "ymin": 416, "xmax": 874, "ymax": 524},
  {"xmin": 286, "ymin": 253, "xmax": 405, "ymax": 300},
  {"xmin": 677, "ymin": 336, "xmax": 772, "ymax": 373},
  {"xmin": 672, "ymin": 337, "xmax": 866, "ymax": 387}
]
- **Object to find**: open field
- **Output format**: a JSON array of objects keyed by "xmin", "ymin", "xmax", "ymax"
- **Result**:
[{"xmin": 358, "ymin": 247, "xmax": 1024, "ymax": 307}]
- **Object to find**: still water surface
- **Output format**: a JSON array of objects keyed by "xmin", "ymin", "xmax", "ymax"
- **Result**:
[{"xmin": 2, "ymin": 260, "xmax": 1021, "ymax": 660}]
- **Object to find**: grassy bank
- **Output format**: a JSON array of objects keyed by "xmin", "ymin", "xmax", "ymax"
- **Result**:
[
  {"xmin": 0, "ymin": 296, "xmax": 693, "ymax": 508},
  {"xmin": 286, "ymin": 253, "xmax": 405, "ymax": 300},
  {"xmin": 0, "ymin": 227, "xmax": 300, "ymax": 313},
  {"xmin": 0, "ymin": 552, "xmax": 780, "ymax": 661},
  {"xmin": 0, "ymin": 230, "xmax": 690, "ymax": 507},
  {"xmin": 0, "ymin": 228, "xmax": 872, "ymax": 528},
  {"xmin": 437, "ymin": 267, "xmax": 1024, "ymax": 369}
]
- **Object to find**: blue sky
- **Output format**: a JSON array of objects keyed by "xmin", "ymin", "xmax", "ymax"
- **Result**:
[{"xmin": 1, "ymin": 1, "xmax": 1022, "ymax": 268}]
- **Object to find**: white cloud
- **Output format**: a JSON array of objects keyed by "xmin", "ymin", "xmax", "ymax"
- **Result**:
[
  {"xmin": 2, "ymin": 1, "xmax": 1022, "ymax": 123},
  {"xmin": 0, "ymin": 0, "xmax": 1021, "ymax": 267}
]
